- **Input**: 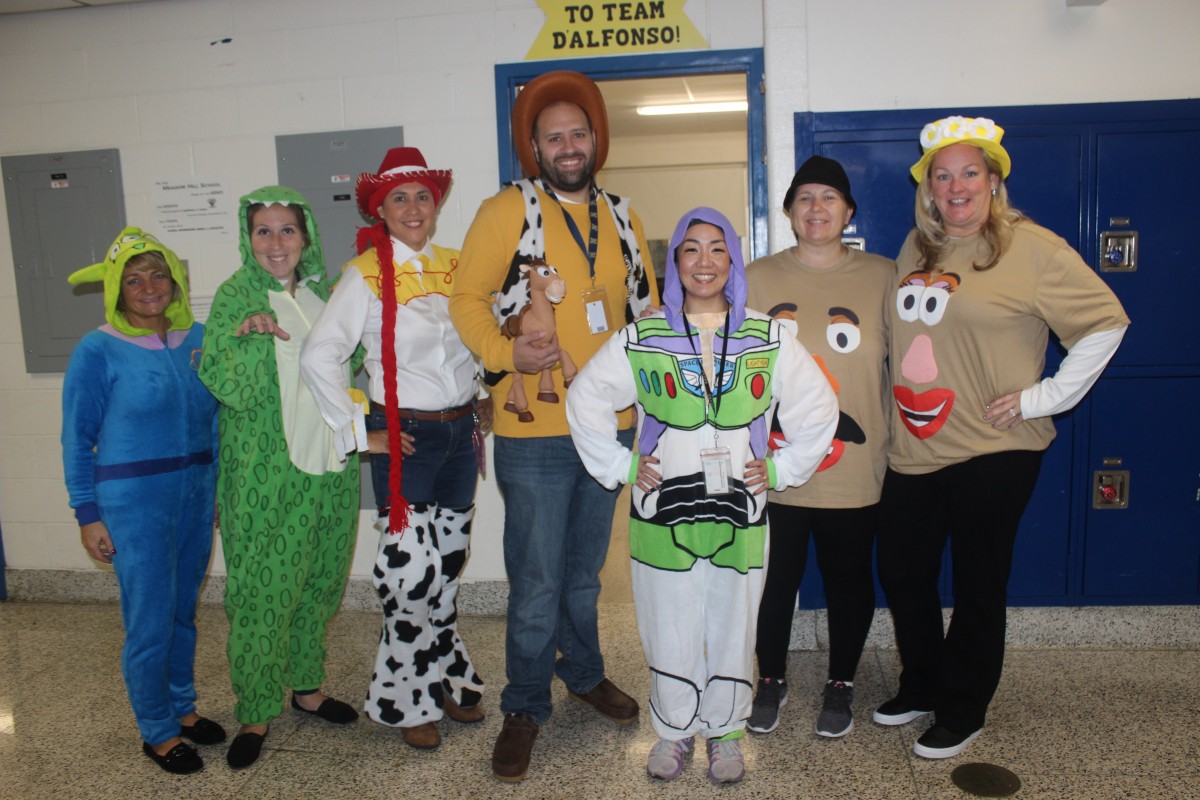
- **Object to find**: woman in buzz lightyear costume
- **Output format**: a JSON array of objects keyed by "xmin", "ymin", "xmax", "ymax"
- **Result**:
[
  {"xmin": 199, "ymin": 186, "xmax": 361, "ymax": 770},
  {"xmin": 566, "ymin": 207, "xmax": 838, "ymax": 784}
]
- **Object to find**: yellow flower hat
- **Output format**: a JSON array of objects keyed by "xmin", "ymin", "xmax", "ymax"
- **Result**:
[{"xmin": 909, "ymin": 115, "xmax": 1011, "ymax": 183}]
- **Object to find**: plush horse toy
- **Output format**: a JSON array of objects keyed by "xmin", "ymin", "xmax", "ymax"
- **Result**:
[{"xmin": 502, "ymin": 258, "xmax": 577, "ymax": 422}]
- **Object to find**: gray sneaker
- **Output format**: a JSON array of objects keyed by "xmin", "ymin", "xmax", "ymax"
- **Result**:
[
  {"xmin": 646, "ymin": 736, "xmax": 693, "ymax": 780},
  {"xmin": 747, "ymin": 678, "xmax": 788, "ymax": 734},
  {"xmin": 706, "ymin": 737, "xmax": 745, "ymax": 783},
  {"xmin": 815, "ymin": 680, "xmax": 853, "ymax": 738}
]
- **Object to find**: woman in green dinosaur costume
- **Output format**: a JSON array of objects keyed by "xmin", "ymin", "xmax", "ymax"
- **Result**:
[{"xmin": 199, "ymin": 186, "xmax": 360, "ymax": 769}]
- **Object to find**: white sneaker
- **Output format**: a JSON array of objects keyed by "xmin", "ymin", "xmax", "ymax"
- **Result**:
[
  {"xmin": 646, "ymin": 737, "xmax": 693, "ymax": 780},
  {"xmin": 706, "ymin": 738, "xmax": 746, "ymax": 783}
]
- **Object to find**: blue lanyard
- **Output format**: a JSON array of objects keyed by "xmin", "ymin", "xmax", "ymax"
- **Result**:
[{"xmin": 541, "ymin": 180, "xmax": 598, "ymax": 281}]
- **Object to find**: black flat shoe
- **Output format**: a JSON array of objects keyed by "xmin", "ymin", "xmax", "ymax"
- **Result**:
[
  {"xmin": 180, "ymin": 716, "xmax": 227, "ymax": 745},
  {"xmin": 291, "ymin": 693, "xmax": 358, "ymax": 724},
  {"xmin": 142, "ymin": 741, "xmax": 203, "ymax": 774},
  {"xmin": 226, "ymin": 729, "xmax": 268, "ymax": 770}
]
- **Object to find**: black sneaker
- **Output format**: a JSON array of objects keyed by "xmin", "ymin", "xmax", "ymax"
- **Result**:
[
  {"xmin": 872, "ymin": 696, "xmax": 932, "ymax": 726},
  {"xmin": 747, "ymin": 678, "xmax": 787, "ymax": 734},
  {"xmin": 815, "ymin": 680, "xmax": 853, "ymax": 738},
  {"xmin": 913, "ymin": 724, "xmax": 981, "ymax": 759}
]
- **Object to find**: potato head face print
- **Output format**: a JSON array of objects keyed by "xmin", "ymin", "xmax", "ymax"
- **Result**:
[
  {"xmin": 893, "ymin": 271, "xmax": 961, "ymax": 439},
  {"xmin": 765, "ymin": 303, "xmax": 866, "ymax": 471}
]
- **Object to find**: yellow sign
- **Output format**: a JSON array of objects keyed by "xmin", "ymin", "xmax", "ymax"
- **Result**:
[{"xmin": 526, "ymin": 0, "xmax": 708, "ymax": 60}]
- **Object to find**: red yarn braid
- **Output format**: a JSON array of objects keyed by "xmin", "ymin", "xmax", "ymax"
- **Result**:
[{"xmin": 357, "ymin": 222, "xmax": 410, "ymax": 536}]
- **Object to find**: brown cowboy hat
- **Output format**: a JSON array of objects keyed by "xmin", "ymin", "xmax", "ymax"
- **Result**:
[
  {"xmin": 355, "ymin": 147, "xmax": 452, "ymax": 220},
  {"xmin": 511, "ymin": 70, "xmax": 609, "ymax": 178}
]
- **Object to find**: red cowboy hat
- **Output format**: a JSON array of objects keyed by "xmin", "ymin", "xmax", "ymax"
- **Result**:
[
  {"xmin": 511, "ymin": 70, "xmax": 609, "ymax": 179},
  {"xmin": 355, "ymin": 147, "xmax": 452, "ymax": 220}
]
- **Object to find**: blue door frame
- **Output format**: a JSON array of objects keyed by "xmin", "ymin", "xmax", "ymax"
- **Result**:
[{"xmin": 494, "ymin": 49, "xmax": 768, "ymax": 260}]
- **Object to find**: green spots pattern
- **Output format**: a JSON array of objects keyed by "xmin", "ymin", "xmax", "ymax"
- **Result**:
[{"xmin": 200, "ymin": 261, "xmax": 358, "ymax": 726}]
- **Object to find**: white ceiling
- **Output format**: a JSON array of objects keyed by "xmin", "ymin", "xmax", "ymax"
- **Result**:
[{"xmin": 598, "ymin": 73, "xmax": 749, "ymax": 138}]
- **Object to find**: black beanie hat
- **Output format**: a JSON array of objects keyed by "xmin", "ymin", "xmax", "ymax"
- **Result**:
[{"xmin": 783, "ymin": 155, "xmax": 856, "ymax": 213}]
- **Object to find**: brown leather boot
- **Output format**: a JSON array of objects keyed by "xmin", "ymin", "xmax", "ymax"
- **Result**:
[
  {"xmin": 401, "ymin": 722, "xmax": 441, "ymax": 750},
  {"xmin": 492, "ymin": 713, "xmax": 539, "ymax": 782},
  {"xmin": 444, "ymin": 695, "xmax": 486, "ymax": 724},
  {"xmin": 568, "ymin": 677, "xmax": 640, "ymax": 724}
]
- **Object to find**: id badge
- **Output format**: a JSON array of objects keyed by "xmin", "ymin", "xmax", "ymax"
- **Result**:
[
  {"xmin": 581, "ymin": 286, "xmax": 612, "ymax": 334},
  {"xmin": 700, "ymin": 447, "xmax": 733, "ymax": 495}
]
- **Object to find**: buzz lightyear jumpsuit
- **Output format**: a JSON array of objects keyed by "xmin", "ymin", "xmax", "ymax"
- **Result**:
[
  {"xmin": 567, "ymin": 207, "xmax": 838, "ymax": 742},
  {"xmin": 62, "ymin": 228, "xmax": 217, "ymax": 747},
  {"xmin": 198, "ymin": 187, "xmax": 360, "ymax": 725}
]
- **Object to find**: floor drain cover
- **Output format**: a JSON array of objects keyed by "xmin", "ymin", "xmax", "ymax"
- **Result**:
[{"xmin": 950, "ymin": 762, "xmax": 1022, "ymax": 797}]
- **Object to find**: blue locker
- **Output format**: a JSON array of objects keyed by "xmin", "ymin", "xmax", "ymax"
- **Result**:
[{"xmin": 793, "ymin": 100, "xmax": 1200, "ymax": 608}]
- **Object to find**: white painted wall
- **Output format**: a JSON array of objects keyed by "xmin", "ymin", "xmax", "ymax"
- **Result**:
[{"xmin": 2, "ymin": 0, "xmax": 1197, "ymax": 585}]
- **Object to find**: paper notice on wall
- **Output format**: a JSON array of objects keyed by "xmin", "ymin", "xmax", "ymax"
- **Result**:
[{"xmin": 153, "ymin": 177, "xmax": 235, "ymax": 241}]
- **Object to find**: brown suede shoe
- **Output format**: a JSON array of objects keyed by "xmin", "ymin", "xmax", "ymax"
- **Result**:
[
  {"xmin": 568, "ymin": 677, "xmax": 640, "ymax": 724},
  {"xmin": 401, "ymin": 722, "xmax": 441, "ymax": 750},
  {"xmin": 492, "ymin": 713, "xmax": 539, "ymax": 782},
  {"xmin": 444, "ymin": 695, "xmax": 486, "ymax": 724}
]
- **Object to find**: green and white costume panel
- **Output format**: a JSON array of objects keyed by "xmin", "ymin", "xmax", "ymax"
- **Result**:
[
  {"xmin": 199, "ymin": 186, "xmax": 359, "ymax": 726},
  {"xmin": 568, "ymin": 309, "xmax": 836, "ymax": 740}
]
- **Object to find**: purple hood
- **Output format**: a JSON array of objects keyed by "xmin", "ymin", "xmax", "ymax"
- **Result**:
[{"xmin": 662, "ymin": 206, "xmax": 747, "ymax": 334}]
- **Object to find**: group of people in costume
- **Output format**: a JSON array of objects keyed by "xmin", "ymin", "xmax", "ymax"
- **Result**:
[{"xmin": 61, "ymin": 67, "xmax": 1127, "ymax": 784}]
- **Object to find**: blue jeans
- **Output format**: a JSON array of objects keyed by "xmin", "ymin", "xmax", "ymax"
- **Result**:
[
  {"xmin": 494, "ymin": 430, "xmax": 633, "ymax": 723},
  {"xmin": 366, "ymin": 406, "xmax": 477, "ymax": 509}
]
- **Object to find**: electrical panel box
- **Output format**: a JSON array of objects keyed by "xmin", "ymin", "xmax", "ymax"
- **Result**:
[
  {"xmin": 3, "ymin": 149, "xmax": 126, "ymax": 373},
  {"xmin": 276, "ymin": 126, "xmax": 404, "ymax": 278}
]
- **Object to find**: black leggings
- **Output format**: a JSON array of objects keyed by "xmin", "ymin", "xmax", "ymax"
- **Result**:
[
  {"xmin": 755, "ymin": 503, "xmax": 878, "ymax": 682},
  {"xmin": 877, "ymin": 449, "xmax": 1044, "ymax": 734}
]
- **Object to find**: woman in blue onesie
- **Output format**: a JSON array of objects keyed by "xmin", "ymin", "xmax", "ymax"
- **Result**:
[{"xmin": 62, "ymin": 228, "xmax": 223, "ymax": 774}]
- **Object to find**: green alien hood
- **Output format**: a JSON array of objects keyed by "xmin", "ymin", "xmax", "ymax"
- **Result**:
[{"xmin": 67, "ymin": 227, "xmax": 194, "ymax": 338}]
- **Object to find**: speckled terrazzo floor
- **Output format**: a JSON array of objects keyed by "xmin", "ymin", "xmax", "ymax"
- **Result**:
[{"xmin": 1, "ymin": 601, "xmax": 1198, "ymax": 800}]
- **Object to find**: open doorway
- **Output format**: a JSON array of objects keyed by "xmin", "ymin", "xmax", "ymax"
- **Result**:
[
  {"xmin": 596, "ymin": 73, "xmax": 749, "ymax": 276},
  {"xmin": 494, "ymin": 49, "xmax": 766, "ymax": 262}
]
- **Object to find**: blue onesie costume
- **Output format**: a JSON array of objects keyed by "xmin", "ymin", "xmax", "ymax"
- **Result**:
[{"xmin": 61, "ymin": 228, "xmax": 218, "ymax": 747}]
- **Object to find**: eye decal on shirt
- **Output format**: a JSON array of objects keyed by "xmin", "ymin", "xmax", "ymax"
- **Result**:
[
  {"xmin": 896, "ymin": 271, "xmax": 961, "ymax": 326},
  {"xmin": 826, "ymin": 306, "xmax": 861, "ymax": 353}
]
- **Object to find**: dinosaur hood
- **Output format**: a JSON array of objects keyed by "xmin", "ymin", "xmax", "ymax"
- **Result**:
[
  {"xmin": 236, "ymin": 185, "xmax": 326, "ymax": 291},
  {"xmin": 662, "ymin": 206, "xmax": 747, "ymax": 334},
  {"xmin": 67, "ymin": 227, "xmax": 193, "ymax": 337}
]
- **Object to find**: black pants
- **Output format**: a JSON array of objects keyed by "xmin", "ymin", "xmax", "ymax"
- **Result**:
[
  {"xmin": 755, "ymin": 503, "xmax": 879, "ymax": 682},
  {"xmin": 877, "ymin": 449, "xmax": 1044, "ymax": 735}
]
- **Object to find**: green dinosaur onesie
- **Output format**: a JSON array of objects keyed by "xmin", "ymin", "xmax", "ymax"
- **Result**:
[{"xmin": 199, "ymin": 186, "xmax": 360, "ymax": 725}]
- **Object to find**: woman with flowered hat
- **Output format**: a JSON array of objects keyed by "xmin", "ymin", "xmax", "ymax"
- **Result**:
[
  {"xmin": 874, "ymin": 116, "xmax": 1129, "ymax": 759},
  {"xmin": 62, "ymin": 228, "xmax": 223, "ymax": 774},
  {"xmin": 301, "ymin": 147, "xmax": 488, "ymax": 751},
  {"xmin": 199, "ymin": 186, "xmax": 361, "ymax": 769}
]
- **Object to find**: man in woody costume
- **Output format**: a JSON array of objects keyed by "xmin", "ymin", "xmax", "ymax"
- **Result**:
[{"xmin": 449, "ymin": 70, "xmax": 658, "ymax": 782}]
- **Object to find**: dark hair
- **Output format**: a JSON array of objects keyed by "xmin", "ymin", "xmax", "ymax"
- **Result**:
[
  {"xmin": 673, "ymin": 218, "xmax": 726, "ymax": 269},
  {"xmin": 247, "ymin": 203, "xmax": 312, "ymax": 248}
]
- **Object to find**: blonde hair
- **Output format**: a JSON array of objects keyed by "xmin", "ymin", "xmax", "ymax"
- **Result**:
[{"xmin": 913, "ymin": 148, "xmax": 1025, "ymax": 271}]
